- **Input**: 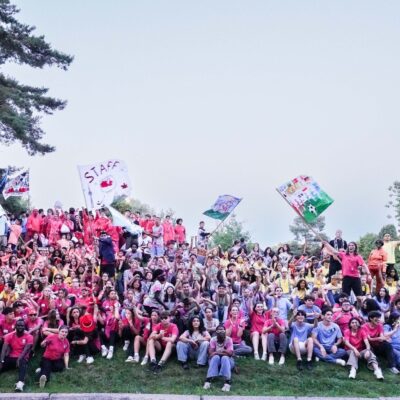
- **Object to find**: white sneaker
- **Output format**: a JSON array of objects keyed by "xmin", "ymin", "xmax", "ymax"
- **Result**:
[
  {"xmin": 254, "ymin": 352, "xmax": 260, "ymax": 360},
  {"xmin": 336, "ymin": 359, "xmax": 346, "ymax": 367},
  {"xmin": 390, "ymin": 367, "xmax": 400, "ymax": 374},
  {"xmin": 35, "ymin": 368, "xmax": 41, "ymax": 374},
  {"xmin": 39, "ymin": 375, "xmax": 47, "ymax": 388},
  {"xmin": 77, "ymin": 355, "xmax": 86, "ymax": 363},
  {"xmin": 86, "ymin": 356, "xmax": 94, "ymax": 364},
  {"xmin": 123, "ymin": 341, "xmax": 130, "ymax": 351},
  {"xmin": 133, "ymin": 354, "xmax": 140, "ymax": 363},
  {"xmin": 221, "ymin": 383, "xmax": 231, "ymax": 392},
  {"xmin": 268, "ymin": 354, "xmax": 274, "ymax": 365},
  {"xmin": 106, "ymin": 348, "xmax": 114, "ymax": 360},
  {"xmin": 125, "ymin": 356, "xmax": 134, "ymax": 363},
  {"xmin": 261, "ymin": 353, "xmax": 267, "ymax": 361},
  {"xmin": 141, "ymin": 356, "xmax": 149, "ymax": 366},
  {"xmin": 15, "ymin": 381, "xmax": 24, "ymax": 392},
  {"xmin": 349, "ymin": 367, "xmax": 356, "ymax": 379},
  {"xmin": 374, "ymin": 368, "xmax": 384, "ymax": 380},
  {"xmin": 278, "ymin": 355, "xmax": 285, "ymax": 365},
  {"xmin": 203, "ymin": 382, "xmax": 211, "ymax": 390},
  {"xmin": 101, "ymin": 345, "xmax": 108, "ymax": 357}
]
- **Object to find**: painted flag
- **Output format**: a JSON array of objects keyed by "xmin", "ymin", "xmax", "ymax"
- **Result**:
[
  {"xmin": 203, "ymin": 195, "xmax": 242, "ymax": 220},
  {"xmin": 77, "ymin": 159, "xmax": 132, "ymax": 209},
  {"xmin": 108, "ymin": 206, "xmax": 143, "ymax": 235},
  {"xmin": 277, "ymin": 175, "xmax": 333, "ymax": 223},
  {"xmin": 2, "ymin": 170, "xmax": 30, "ymax": 200}
]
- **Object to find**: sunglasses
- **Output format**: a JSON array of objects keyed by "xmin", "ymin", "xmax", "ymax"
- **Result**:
[
  {"xmin": 161, "ymin": 316, "xmax": 169, "ymax": 320},
  {"xmin": 29, "ymin": 314, "xmax": 37, "ymax": 316}
]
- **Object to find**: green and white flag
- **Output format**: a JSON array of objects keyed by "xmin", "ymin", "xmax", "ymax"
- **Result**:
[
  {"xmin": 203, "ymin": 195, "xmax": 242, "ymax": 221},
  {"xmin": 277, "ymin": 175, "xmax": 333, "ymax": 223}
]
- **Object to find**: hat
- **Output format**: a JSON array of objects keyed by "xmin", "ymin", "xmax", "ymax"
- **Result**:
[{"xmin": 79, "ymin": 314, "xmax": 96, "ymax": 333}]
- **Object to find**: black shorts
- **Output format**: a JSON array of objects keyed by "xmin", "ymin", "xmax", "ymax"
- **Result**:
[{"xmin": 342, "ymin": 276, "xmax": 362, "ymax": 297}]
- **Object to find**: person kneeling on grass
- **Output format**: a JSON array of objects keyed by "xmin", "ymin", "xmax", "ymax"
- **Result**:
[
  {"xmin": 0, "ymin": 319, "xmax": 33, "ymax": 392},
  {"xmin": 203, "ymin": 324, "xmax": 234, "ymax": 392},
  {"xmin": 36, "ymin": 325, "xmax": 71, "ymax": 388},
  {"xmin": 312, "ymin": 307, "xmax": 347, "ymax": 366},
  {"xmin": 177, "ymin": 315, "xmax": 211, "ymax": 369},
  {"xmin": 343, "ymin": 317, "xmax": 383, "ymax": 380},
  {"xmin": 147, "ymin": 310, "xmax": 179, "ymax": 373},
  {"xmin": 288, "ymin": 310, "xmax": 315, "ymax": 371}
]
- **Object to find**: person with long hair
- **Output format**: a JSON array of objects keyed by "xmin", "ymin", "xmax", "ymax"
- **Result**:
[
  {"xmin": 42, "ymin": 310, "xmax": 62, "ymax": 338},
  {"xmin": 368, "ymin": 240, "xmax": 387, "ymax": 294},
  {"xmin": 224, "ymin": 305, "xmax": 252, "ymax": 356},
  {"xmin": 134, "ymin": 309, "xmax": 160, "ymax": 365},
  {"xmin": 373, "ymin": 287, "xmax": 391, "ymax": 318},
  {"xmin": 249, "ymin": 302, "xmax": 268, "ymax": 360},
  {"xmin": 177, "ymin": 315, "xmax": 211, "ymax": 369}
]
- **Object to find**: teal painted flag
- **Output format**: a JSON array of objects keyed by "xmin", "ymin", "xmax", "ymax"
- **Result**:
[
  {"xmin": 203, "ymin": 195, "xmax": 242, "ymax": 221},
  {"xmin": 277, "ymin": 175, "xmax": 333, "ymax": 223}
]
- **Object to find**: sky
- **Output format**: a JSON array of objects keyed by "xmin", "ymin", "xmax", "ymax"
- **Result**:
[{"xmin": 1, "ymin": 0, "xmax": 399, "ymax": 246}]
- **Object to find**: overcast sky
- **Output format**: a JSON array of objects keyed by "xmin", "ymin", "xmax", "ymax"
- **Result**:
[{"xmin": 2, "ymin": 0, "xmax": 399, "ymax": 246}]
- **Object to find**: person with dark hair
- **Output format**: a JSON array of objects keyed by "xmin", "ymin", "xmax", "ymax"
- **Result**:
[
  {"xmin": 0, "ymin": 307, "xmax": 16, "ymax": 351},
  {"xmin": 0, "ymin": 319, "xmax": 33, "ymax": 392},
  {"xmin": 368, "ymin": 240, "xmax": 387, "ymax": 294},
  {"xmin": 324, "ymin": 241, "xmax": 370, "ymax": 306},
  {"xmin": 382, "ymin": 233, "xmax": 400, "ymax": 276},
  {"xmin": 384, "ymin": 313, "xmax": 400, "ymax": 368},
  {"xmin": 177, "ymin": 315, "xmax": 211, "ymax": 369},
  {"xmin": 289, "ymin": 309, "xmax": 314, "ymax": 371},
  {"xmin": 312, "ymin": 308, "xmax": 347, "ymax": 366},
  {"xmin": 298, "ymin": 295, "xmax": 322, "ymax": 324},
  {"xmin": 263, "ymin": 307, "xmax": 287, "ymax": 365},
  {"xmin": 328, "ymin": 230, "xmax": 348, "ymax": 281},
  {"xmin": 97, "ymin": 231, "xmax": 116, "ymax": 278},
  {"xmin": 373, "ymin": 287, "xmax": 391, "ymax": 318},
  {"xmin": 343, "ymin": 317, "xmax": 383, "ymax": 380},
  {"xmin": 174, "ymin": 218, "xmax": 186, "ymax": 245},
  {"xmin": 332, "ymin": 299, "xmax": 360, "ymax": 334},
  {"xmin": 36, "ymin": 325, "xmax": 70, "ymax": 388},
  {"xmin": 203, "ymin": 324, "xmax": 234, "ymax": 392}
]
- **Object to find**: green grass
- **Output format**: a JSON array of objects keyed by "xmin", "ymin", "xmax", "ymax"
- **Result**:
[{"xmin": 0, "ymin": 350, "xmax": 399, "ymax": 396}]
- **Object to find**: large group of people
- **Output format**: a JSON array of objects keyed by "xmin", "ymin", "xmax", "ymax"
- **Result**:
[{"xmin": 0, "ymin": 207, "xmax": 400, "ymax": 392}]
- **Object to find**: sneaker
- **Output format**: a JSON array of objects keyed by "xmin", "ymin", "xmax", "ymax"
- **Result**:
[
  {"xmin": 306, "ymin": 360, "xmax": 313, "ymax": 370},
  {"xmin": 203, "ymin": 382, "xmax": 211, "ymax": 390},
  {"xmin": 390, "ymin": 367, "xmax": 400, "ymax": 374},
  {"xmin": 15, "ymin": 381, "xmax": 24, "ymax": 392},
  {"xmin": 268, "ymin": 354, "xmax": 274, "ymax": 365},
  {"xmin": 149, "ymin": 361, "xmax": 158, "ymax": 372},
  {"xmin": 336, "ymin": 359, "xmax": 346, "ymax": 367},
  {"xmin": 296, "ymin": 360, "xmax": 303, "ymax": 371},
  {"xmin": 39, "ymin": 375, "xmax": 47, "ymax": 389},
  {"xmin": 125, "ymin": 356, "xmax": 135, "ymax": 363},
  {"xmin": 35, "ymin": 367, "xmax": 41, "ymax": 374},
  {"xmin": 153, "ymin": 363, "xmax": 163, "ymax": 374},
  {"xmin": 77, "ymin": 355, "xmax": 86, "ymax": 363},
  {"xmin": 86, "ymin": 356, "xmax": 94, "ymax": 364},
  {"xmin": 106, "ymin": 348, "xmax": 114, "ymax": 360},
  {"xmin": 374, "ymin": 368, "xmax": 384, "ymax": 380},
  {"xmin": 254, "ymin": 353, "xmax": 260, "ymax": 360},
  {"xmin": 221, "ymin": 383, "xmax": 231, "ymax": 392},
  {"xmin": 315, "ymin": 357, "xmax": 320, "ymax": 362},
  {"xmin": 181, "ymin": 362, "xmax": 189, "ymax": 370},
  {"xmin": 101, "ymin": 345, "xmax": 108, "ymax": 357},
  {"xmin": 141, "ymin": 356, "xmax": 149, "ymax": 366},
  {"xmin": 278, "ymin": 355, "xmax": 285, "ymax": 365},
  {"xmin": 349, "ymin": 367, "xmax": 356, "ymax": 379},
  {"xmin": 133, "ymin": 354, "xmax": 140, "ymax": 363},
  {"xmin": 123, "ymin": 341, "xmax": 130, "ymax": 351},
  {"xmin": 261, "ymin": 353, "xmax": 267, "ymax": 361}
]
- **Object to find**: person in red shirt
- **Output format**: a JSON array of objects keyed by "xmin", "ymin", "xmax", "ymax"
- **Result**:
[
  {"xmin": 0, "ymin": 319, "xmax": 33, "ymax": 392},
  {"xmin": 333, "ymin": 299, "xmax": 360, "ymax": 334},
  {"xmin": 368, "ymin": 240, "xmax": 387, "ymax": 294},
  {"xmin": 249, "ymin": 302, "xmax": 268, "ymax": 360},
  {"xmin": 0, "ymin": 307, "xmax": 16, "ymax": 348},
  {"xmin": 224, "ymin": 305, "xmax": 252, "ymax": 356},
  {"xmin": 263, "ymin": 307, "xmax": 287, "ymax": 365},
  {"xmin": 147, "ymin": 310, "xmax": 179, "ymax": 373},
  {"xmin": 162, "ymin": 216, "xmax": 175, "ymax": 244},
  {"xmin": 26, "ymin": 209, "xmax": 42, "ymax": 240},
  {"xmin": 343, "ymin": 317, "xmax": 383, "ymax": 380},
  {"xmin": 174, "ymin": 218, "xmax": 186, "ymax": 244},
  {"xmin": 25, "ymin": 308, "xmax": 43, "ymax": 350},
  {"xmin": 363, "ymin": 310, "xmax": 398, "ymax": 373},
  {"xmin": 37, "ymin": 325, "xmax": 70, "ymax": 388}
]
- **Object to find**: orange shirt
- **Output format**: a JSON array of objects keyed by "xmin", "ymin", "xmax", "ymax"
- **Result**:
[{"xmin": 368, "ymin": 248, "xmax": 387, "ymax": 268}]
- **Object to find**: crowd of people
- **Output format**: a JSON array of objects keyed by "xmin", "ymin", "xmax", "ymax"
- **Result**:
[{"xmin": 0, "ymin": 207, "xmax": 400, "ymax": 392}]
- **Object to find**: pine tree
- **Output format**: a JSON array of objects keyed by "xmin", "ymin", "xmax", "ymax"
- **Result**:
[{"xmin": 0, "ymin": 0, "xmax": 73, "ymax": 155}]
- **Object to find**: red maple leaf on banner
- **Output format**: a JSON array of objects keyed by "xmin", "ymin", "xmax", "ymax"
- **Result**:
[
  {"xmin": 121, "ymin": 183, "xmax": 128, "ymax": 189},
  {"xmin": 100, "ymin": 180, "xmax": 113, "ymax": 188}
]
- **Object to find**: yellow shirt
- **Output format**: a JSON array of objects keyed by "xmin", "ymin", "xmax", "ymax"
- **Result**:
[{"xmin": 383, "ymin": 241, "xmax": 399, "ymax": 264}]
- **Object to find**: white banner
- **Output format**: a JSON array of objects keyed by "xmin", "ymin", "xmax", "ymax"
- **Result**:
[
  {"xmin": 2, "ymin": 170, "xmax": 30, "ymax": 200},
  {"xmin": 77, "ymin": 159, "xmax": 132, "ymax": 209}
]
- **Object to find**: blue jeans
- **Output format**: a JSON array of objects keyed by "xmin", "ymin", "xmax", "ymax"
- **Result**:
[
  {"xmin": 313, "ymin": 345, "xmax": 347, "ymax": 363},
  {"xmin": 176, "ymin": 341, "xmax": 209, "ymax": 365},
  {"xmin": 206, "ymin": 355, "xmax": 234, "ymax": 380}
]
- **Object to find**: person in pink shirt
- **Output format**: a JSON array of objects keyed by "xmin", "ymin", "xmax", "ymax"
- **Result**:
[
  {"xmin": 224, "ymin": 305, "xmax": 252, "ymax": 356},
  {"xmin": 26, "ymin": 209, "xmax": 42, "ymax": 241},
  {"xmin": 333, "ymin": 299, "xmax": 360, "ymax": 334},
  {"xmin": 162, "ymin": 215, "xmax": 175, "ymax": 245},
  {"xmin": 174, "ymin": 218, "xmax": 186, "ymax": 244},
  {"xmin": 249, "ymin": 302, "xmax": 268, "ymax": 360},
  {"xmin": 263, "ymin": 307, "xmax": 287, "ymax": 365},
  {"xmin": 8, "ymin": 219, "xmax": 22, "ymax": 250}
]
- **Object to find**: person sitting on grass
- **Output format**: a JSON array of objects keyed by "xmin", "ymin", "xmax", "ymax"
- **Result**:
[
  {"xmin": 36, "ymin": 325, "xmax": 70, "ymax": 388},
  {"xmin": 0, "ymin": 319, "xmax": 33, "ymax": 392},
  {"xmin": 203, "ymin": 324, "xmax": 234, "ymax": 392},
  {"xmin": 312, "ymin": 307, "xmax": 347, "ymax": 366},
  {"xmin": 224, "ymin": 305, "xmax": 252, "ymax": 356},
  {"xmin": 343, "ymin": 317, "xmax": 383, "ymax": 380},
  {"xmin": 147, "ymin": 310, "xmax": 179, "ymax": 373},
  {"xmin": 288, "ymin": 309, "xmax": 315, "ymax": 371},
  {"xmin": 249, "ymin": 302, "xmax": 268, "ymax": 361},
  {"xmin": 177, "ymin": 315, "xmax": 211, "ymax": 369},
  {"xmin": 263, "ymin": 307, "xmax": 287, "ymax": 365}
]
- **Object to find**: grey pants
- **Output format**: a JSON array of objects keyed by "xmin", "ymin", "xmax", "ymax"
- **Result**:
[
  {"xmin": 233, "ymin": 341, "xmax": 252, "ymax": 356},
  {"xmin": 347, "ymin": 349, "xmax": 377, "ymax": 370},
  {"xmin": 267, "ymin": 333, "xmax": 287, "ymax": 354}
]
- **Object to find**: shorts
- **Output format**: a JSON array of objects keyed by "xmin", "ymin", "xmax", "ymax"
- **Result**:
[
  {"xmin": 342, "ymin": 276, "xmax": 362, "ymax": 297},
  {"xmin": 289, "ymin": 341, "xmax": 307, "ymax": 355}
]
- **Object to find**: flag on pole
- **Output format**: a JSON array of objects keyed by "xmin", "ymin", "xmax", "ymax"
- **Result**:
[
  {"xmin": 77, "ymin": 159, "xmax": 132, "ymax": 209},
  {"xmin": 2, "ymin": 170, "xmax": 30, "ymax": 200},
  {"xmin": 277, "ymin": 175, "xmax": 333, "ymax": 223},
  {"xmin": 108, "ymin": 206, "xmax": 143, "ymax": 235},
  {"xmin": 203, "ymin": 195, "xmax": 242, "ymax": 221}
]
